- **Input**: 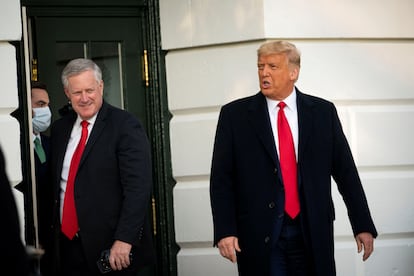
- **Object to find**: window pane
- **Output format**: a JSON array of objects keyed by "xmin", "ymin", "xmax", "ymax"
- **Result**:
[{"xmin": 91, "ymin": 42, "xmax": 124, "ymax": 109}]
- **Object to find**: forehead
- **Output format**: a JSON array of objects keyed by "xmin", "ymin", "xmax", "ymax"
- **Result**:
[
  {"xmin": 258, "ymin": 53, "xmax": 287, "ymax": 63},
  {"xmin": 67, "ymin": 70, "xmax": 99, "ymax": 87},
  {"xmin": 31, "ymin": 88, "xmax": 49, "ymax": 99}
]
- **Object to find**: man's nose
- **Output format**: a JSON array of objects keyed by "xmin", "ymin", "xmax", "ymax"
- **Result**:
[
  {"xmin": 261, "ymin": 66, "xmax": 270, "ymax": 76},
  {"xmin": 80, "ymin": 92, "xmax": 89, "ymax": 101}
]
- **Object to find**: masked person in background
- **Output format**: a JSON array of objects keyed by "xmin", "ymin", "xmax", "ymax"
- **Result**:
[
  {"xmin": 31, "ymin": 81, "xmax": 54, "ymax": 276},
  {"xmin": 16, "ymin": 81, "xmax": 53, "ymax": 276}
]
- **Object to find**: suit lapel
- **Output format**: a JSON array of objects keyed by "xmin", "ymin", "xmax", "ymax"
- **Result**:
[
  {"xmin": 79, "ymin": 102, "xmax": 109, "ymax": 165},
  {"xmin": 296, "ymin": 89, "xmax": 314, "ymax": 164},
  {"xmin": 247, "ymin": 92, "xmax": 278, "ymax": 166}
]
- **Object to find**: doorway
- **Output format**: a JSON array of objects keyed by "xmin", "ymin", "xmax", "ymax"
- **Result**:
[
  {"xmin": 33, "ymin": 16, "xmax": 147, "ymax": 126},
  {"xmin": 20, "ymin": 1, "xmax": 178, "ymax": 275}
]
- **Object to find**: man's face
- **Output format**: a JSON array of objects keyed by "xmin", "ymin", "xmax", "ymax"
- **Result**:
[
  {"xmin": 257, "ymin": 53, "xmax": 298, "ymax": 100},
  {"xmin": 31, "ymin": 88, "xmax": 49, "ymax": 108},
  {"xmin": 64, "ymin": 70, "xmax": 103, "ymax": 120}
]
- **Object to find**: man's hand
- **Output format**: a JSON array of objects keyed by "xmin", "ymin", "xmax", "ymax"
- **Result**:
[
  {"xmin": 356, "ymin": 232, "xmax": 374, "ymax": 261},
  {"xmin": 109, "ymin": 240, "xmax": 132, "ymax": 271},
  {"xmin": 217, "ymin": 236, "xmax": 241, "ymax": 263}
]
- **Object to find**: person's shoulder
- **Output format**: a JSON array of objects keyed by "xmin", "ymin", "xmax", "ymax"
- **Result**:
[
  {"xmin": 102, "ymin": 102, "xmax": 144, "ymax": 128},
  {"xmin": 104, "ymin": 102, "xmax": 136, "ymax": 119},
  {"xmin": 222, "ymin": 92, "xmax": 261, "ymax": 110},
  {"xmin": 51, "ymin": 110, "xmax": 76, "ymax": 129},
  {"xmin": 297, "ymin": 89, "xmax": 335, "ymax": 108},
  {"xmin": 40, "ymin": 133, "xmax": 49, "ymax": 139}
]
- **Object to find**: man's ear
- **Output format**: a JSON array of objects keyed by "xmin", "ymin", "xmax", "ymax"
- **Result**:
[
  {"xmin": 64, "ymin": 88, "xmax": 70, "ymax": 99},
  {"xmin": 99, "ymin": 80, "xmax": 104, "ymax": 95},
  {"xmin": 290, "ymin": 67, "xmax": 299, "ymax": 81}
]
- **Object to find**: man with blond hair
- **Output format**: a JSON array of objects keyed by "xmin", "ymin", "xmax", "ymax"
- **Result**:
[{"xmin": 210, "ymin": 40, "xmax": 377, "ymax": 275}]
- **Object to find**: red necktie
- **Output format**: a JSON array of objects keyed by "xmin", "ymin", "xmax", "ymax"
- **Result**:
[
  {"xmin": 277, "ymin": 102, "xmax": 300, "ymax": 218},
  {"xmin": 61, "ymin": 120, "xmax": 89, "ymax": 239}
]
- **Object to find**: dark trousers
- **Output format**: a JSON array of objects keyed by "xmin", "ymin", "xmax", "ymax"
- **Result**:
[
  {"xmin": 59, "ymin": 232, "xmax": 140, "ymax": 276},
  {"xmin": 59, "ymin": 232, "xmax": 92, "ymax": 276},
  {"xmin": 270, "ymin": 215, "xmax": 314, "ymax": 276}
]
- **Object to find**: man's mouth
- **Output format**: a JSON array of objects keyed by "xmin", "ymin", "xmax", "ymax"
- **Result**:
[
  {"xmin": 262, "ymin": 80, "xmax": 271, "ymax": 89},
  {"xmin": 79, "ymin": 102, "xmax": 90, "ymax": 108}
]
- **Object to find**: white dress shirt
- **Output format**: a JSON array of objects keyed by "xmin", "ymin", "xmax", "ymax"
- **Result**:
[
  {"xmin": 266, "ymin": 89, "xmax": 299, "ymax": 161},
  {"xmin": 59, "ymin": 114, "xmax": 97, "ymax": 221}
]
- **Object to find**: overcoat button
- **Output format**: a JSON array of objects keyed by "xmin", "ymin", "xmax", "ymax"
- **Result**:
[
  {"xmin": 273, "ymin": 168, "xmax": 278, "ymax": 174},
  {"xmin": 264, "ymin": 236, "xmax": 270, "ymax": 243},
  {"xmin": 268, "ymin": 202, "xmax": 275, "ymax": 208}
]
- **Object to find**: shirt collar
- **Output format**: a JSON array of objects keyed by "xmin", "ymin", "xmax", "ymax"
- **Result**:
[
  {"xmin": 266, "ymin": 88, "xmax": 297, "ymax": 112},
  {"xmin": 32, "ymin": 133, "xmax": 41, "ymax": 142},
  {"xmin": 75, "ymin": 113, "xmax": 98, "ymax": 127}
]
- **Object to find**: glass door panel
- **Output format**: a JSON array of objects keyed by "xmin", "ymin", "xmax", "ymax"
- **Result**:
[{"xmin": 90, "ymin": 41, "xmax": 124, "ymax": 109}]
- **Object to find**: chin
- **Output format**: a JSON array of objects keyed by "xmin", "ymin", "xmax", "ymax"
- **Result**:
[
  {"xmin": 261, "ymin": 89, "xmax": 272, "ymax": 96},
  {"xmin": 78, "ymin": 110, "xmax": 94, "ymax": 120}
]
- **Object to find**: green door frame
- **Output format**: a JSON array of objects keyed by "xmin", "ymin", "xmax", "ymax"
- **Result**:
[{"xmin": 19, "ymin": 1, "xmax": 178, "ymax": 275}]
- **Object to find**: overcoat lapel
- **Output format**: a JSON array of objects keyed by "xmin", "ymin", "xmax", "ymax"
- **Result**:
[
  {"xmin": 296, "ymin": 89, "xmax": 314, "ymax": 164},
  {"xmin": 247, "ymin": 93, "xmax": 278, "ymax": 166}
]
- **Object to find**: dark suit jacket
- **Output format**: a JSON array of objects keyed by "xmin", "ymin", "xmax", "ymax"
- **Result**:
[
  {"xmin": 49, "ymin": 102, "xmax": 155, "ymax": 274},
  {"xmin": 35, "ymin": 134, "xmax": 52, "ymax": 243},
  {"xmin": 15, "ymin": 134, "xmax": 51, "ymax": 252},
  {"xmin": 210, "ymin": 89, "xmax": 377, "ymax": 276},
  {"xmin": 34, "ymin": 134, "xmax": 54, "ymax": 276}
]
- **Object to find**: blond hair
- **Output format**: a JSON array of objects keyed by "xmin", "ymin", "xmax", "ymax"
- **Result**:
[{"xmin": 257, "ymin": 40, "xmax": 301, "ymax": 68}]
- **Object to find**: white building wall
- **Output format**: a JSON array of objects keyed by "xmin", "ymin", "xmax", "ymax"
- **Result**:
[
  {"xmin": 0, "ymin": 0, "xmax": 25, "ymax": 238},
  {"xmin": 160, "ymin": 0, "xmax": 414, "ymax": 275}
]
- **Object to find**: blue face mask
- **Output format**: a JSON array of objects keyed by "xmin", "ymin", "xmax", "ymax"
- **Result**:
[{"xmin": 32, "ymin": 107, "xmax": 51, "ymax": 133}]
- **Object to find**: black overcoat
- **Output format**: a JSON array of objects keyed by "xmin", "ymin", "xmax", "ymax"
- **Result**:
[{"xmin": 210, "ymin": 89, "xmax": 377, "ymax": 275}]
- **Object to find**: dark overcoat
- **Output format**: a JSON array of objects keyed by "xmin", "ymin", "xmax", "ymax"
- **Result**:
[{"xmin": 210, "ymin": 89, "xmax": 377, "ymax": 275}]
